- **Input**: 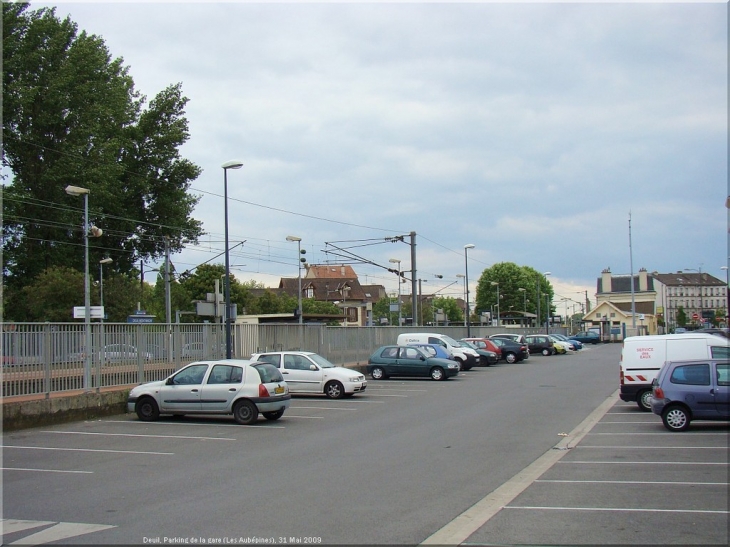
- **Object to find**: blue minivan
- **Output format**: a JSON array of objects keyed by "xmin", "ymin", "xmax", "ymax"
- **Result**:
[{"xmin": 650, "ymin": 359, "xmax": 730, "ymax": 431}]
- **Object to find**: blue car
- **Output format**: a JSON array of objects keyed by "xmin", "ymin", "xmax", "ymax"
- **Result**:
[
  {"xmin": 551, "ymin": 333, "xmax": 583, "ymax": 350},
  {"xmin": 651, "ymin": 359, "xmax": 730, "ymax": 431},
  {"xmin": 407, "ymin": 343, "xmax": 452, "ymax": 360}
]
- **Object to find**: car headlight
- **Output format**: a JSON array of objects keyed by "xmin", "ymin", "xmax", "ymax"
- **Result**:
[
  {"xmin": 348, "ymin": 375, "xmax": 365, "ymax": 382},
  {"xmin": 448, "ymin": 363, "xmax": 459, "ymax": 369}
]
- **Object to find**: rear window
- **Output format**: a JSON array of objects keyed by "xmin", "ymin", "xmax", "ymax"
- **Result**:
[
  {"xmin": 253, "ymin": 363, "xmax": 284, "ymax": 384},
  {"xmin": 710, "ymin": 346, "xmax": 730, "ymax": 359},
  {"xmin": 669, "ymin": 364, "xmax": 710, "ymax": 386}
]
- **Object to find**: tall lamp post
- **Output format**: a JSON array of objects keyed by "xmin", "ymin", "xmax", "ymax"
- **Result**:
[
  {"xmin": 537, "ymin": 271, "xmax": 551, "ymax": 334},
  {"xmin": 286, "ymin": 236, "xmax": 304, "ymax": 324},
  {"xmin": 545, "ymin": 293, "xmax": 551, "ymax": 334},
  {"xmin": 518, "ymin": 287, "xmax": 527, "ymax": 326},
  {"xmin": 456, "ymin": 274, "xmax": 466, "ymax": 326},
  {"xmin": 491, "ymin": 281, "xmax": 500, "ymax": 327},
  {"xmin": 464, "ymin": 244, "xmax": 475, "ymax": 336},
  {"xmin": 389, "ymin": 258, "xmax": 402, "ymax": 326},
  {"xmin": 65, "ymin": 185, "xmax": 93, "ymax": 391},
  {"xmin": 222, "ymin": 160, "xmax": 244, "ymax": 359}
]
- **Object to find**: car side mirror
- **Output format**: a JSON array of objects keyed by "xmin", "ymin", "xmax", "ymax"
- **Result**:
[
  {"xmin": 309, "ymin": 364, "xmax": 317, "ymax": 371},
  {"xmin": 165, "ymin": 378, "xmax": 174, "ymax": 385},
  {"xmin": 420, "ymin": 356, "xmax": 426, "ymax": 361}
]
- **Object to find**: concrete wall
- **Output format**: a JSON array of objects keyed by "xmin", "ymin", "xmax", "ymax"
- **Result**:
[{"xmin": 3, "ymin": 389, "xmax": 130, "ymax": 432}]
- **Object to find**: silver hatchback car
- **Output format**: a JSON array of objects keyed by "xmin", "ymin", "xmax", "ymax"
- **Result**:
[
  {"xmin": 650, "ymin": 359, "xmax": 730, "ymax": 431},
  {"xmin": 127, "ymin": 359, "xmax": 291, "ymax": 425}
]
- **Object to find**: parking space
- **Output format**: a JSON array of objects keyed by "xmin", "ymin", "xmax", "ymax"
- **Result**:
[{"xmin": 453, "ymin": 397, "xmax": 729, "ymax": 546}]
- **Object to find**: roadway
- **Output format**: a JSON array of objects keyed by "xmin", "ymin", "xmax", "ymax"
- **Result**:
[{"xmin": 2, "ymin": 343, "xmax": 727, "ymax": 545}]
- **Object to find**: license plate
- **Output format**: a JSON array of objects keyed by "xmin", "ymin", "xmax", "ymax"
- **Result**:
[{"xmin": 274, "ymin": 386, "xmax": 285, "ymax": 394}]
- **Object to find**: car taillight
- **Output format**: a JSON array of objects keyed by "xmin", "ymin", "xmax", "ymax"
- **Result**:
[
  {"xmin": 620, "ymin": 368, "xmax": 624, "ymax": 385},
  {"xmin": 258, "ymin": 384, "xmax": 268, "ymax": 397},
  {"xmin": 653, "ymin": 386, "xmax": 664, "ymax": 399}
]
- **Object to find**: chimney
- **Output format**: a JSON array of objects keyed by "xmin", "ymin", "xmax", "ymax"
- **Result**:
[
  {"xmin": 639, "ymin": 268, "xmax": 648, "ymax": 291},
  {"xmin": 601, "ymin": 268, "xmax": 612, "ymax": 293}
]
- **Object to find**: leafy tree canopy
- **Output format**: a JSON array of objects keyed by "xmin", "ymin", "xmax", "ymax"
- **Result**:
[
  {"xmin": 474, "ymin": 262, "xmax": 554, "ymax": 324},
  {"xmin": 2, "ymin": 2, "xmax": 204, "ymax": 297}
]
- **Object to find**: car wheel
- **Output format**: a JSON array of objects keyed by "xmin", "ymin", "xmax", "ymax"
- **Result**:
[
  {"xmin": 135, "ymin": 397, "xmax": 160, "ymax": 422},
  {"xmin": 505, "ymin": 352, "xmax": 517, "ymax": 364},
  {"xmin": 324, "ymin": 380, "xmax": 345, "ymax": 399},
  {"xmin": 662, "ymin": 405, "xmax": 691, "ymax": 432},
  {"xmin": 371, "ymin": 366, "xmax": 387, "ymax": 380},
  {"xmin": 263, "ymin": 409, "xmax": 285, "ymax": 421},
  {"xmin": 430, "ymin": 367, "xmax": 446, "ymax": 381},
  {"xmin": 542, "ymin": 348, "xmax": 550, "ymax": 356},
  {"xmin": 637, "ymin": 390, "xmax": 653, "ymax": 412},
  {"xmin": 232, "ymin": 400, "xmax": 258, "ymax": 425}
]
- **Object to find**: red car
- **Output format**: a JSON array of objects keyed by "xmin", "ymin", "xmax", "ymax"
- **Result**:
[{"xmin": 462, "ymin": 338, "xmax": 502, "ymax": 360}]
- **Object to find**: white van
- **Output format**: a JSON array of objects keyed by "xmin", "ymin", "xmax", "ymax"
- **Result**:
[
  {"xmin": 620, "ymin": 333, "xmax": 730, "ymax": 411},
  {"xmin": 396, "ymin": 332, "xmax": 478, "ymax": 370}
]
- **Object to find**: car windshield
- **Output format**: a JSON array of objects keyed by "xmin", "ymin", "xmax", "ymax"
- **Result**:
[
  {"xmin": 459, "ymin": 341, "xmax": 477, "ymax": 349},
  {"xmin": 441, "ymin": 335, "xmax": 460, "ymax": 347},
  {"xmin": 309, "ymin": 353, "xmax": 336, "ymax": 369}
]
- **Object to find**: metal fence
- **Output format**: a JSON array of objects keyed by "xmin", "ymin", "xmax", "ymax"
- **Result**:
[{"xmin": 1, "ymin": 322, "xmax": 563, "ymax": 398}]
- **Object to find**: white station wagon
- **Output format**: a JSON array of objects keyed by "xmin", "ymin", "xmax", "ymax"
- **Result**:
[
  {"xmin": 250, "ymin": 351, "xmax": 367, "ymax": 399},
  {"xmin": 127, "ymin": 359, "xmax": 291, "ymax": 425}
]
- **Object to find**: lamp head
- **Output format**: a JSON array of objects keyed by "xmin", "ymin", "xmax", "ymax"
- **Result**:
[
  {"xmin": 99, "ymin": 257, "xmax": 113, "ymax": 265},
  {"xmin": 464, "ymin": 243, "xmax": 475, "ymax": 250},
  {"xmin": 221, "ymin": 160, "xmax": 244, "ymax": 170},
  {"xmin": 286, "ymin": 235, "xmax": 301, "ymax": 242},
  {"xmin": 491, "ymin": 281, "xmax": 499, "ymax": 286},
  {"xmin": 389, "ymin": 258, "xmax": 400, "ymax": 264},
  {"xmin": 65, "ymin": 185, "xmax": 90, "ymax": 196}
]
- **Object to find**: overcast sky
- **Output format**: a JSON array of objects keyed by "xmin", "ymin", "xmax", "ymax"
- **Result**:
[{"xmin": 37, "ymin": 1, "xmax": 728, "ymax": 311}]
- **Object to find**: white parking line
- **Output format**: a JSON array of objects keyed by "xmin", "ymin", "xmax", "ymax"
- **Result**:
[
  {"xmin": 587, "ymin": 432, "xmax": 729, "ymax": 436},
  {"xmin": 536, "ymin": 479, "xmax": 729, "ymax": 485},
  {"xmin": 281, "ymin": 415, "xmax": 324, "ymax": 419},
  {"xmin": 2, "ymin": 467, "xmax": 93, "ymax": 474},
  {"xmin": 558, "ymin": 460, "xmax": 727, "ymax": 465},
  {"xmin": 578, "ymin": 445, "xmax": 727, "ymax": 450},
  {"xmin": 2, "ymin": 445, "xmax": 173, "ymax": 455},
  {"xmin": 101, "ymin": 420, "xmax": 283, "ymax": 428},
  {"xmin": 502, "ymin": 505, "xmax": 729, "ymax": 514},
  {"xmin": 291, "ymin": 406, "xmax": 357, "ymax": 410},
  {"xmin": 40, "ymin": 430, "xmax": 235, "ymax": 441}
]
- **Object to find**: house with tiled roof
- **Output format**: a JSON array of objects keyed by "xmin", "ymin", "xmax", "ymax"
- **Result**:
[{"xmin": 278, "ymin": 264, "xmax": 384, "ymax": 326}]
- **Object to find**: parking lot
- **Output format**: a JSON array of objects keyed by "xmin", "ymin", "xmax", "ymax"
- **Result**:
[{"xmin": 2, "ymin": 345, "xmax": 728, "ymax": 545}]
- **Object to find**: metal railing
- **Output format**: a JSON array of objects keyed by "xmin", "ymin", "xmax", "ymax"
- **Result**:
[{"xmin": 1, "ymin": 322, "xmax": 564, "ymax": 398}]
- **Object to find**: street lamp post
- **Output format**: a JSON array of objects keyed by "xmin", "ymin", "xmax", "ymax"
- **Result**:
[
  {"xmin": 518, "ymin": 287, "xmax": 527, "ymax": 326},
  {"xmin": 536, "ymin": 271, "xmax": 551, "ymax": 334},
  {"xmin": 464, "ymin": 244, "xmax": 475, "ymax": 336},
  {"xmin": 491, "ymin": 281, "xmax": 500, "ymax": 327},
  {"xmin": 286, "ymin": 236, "xmax": 304, "ymax": 325},
  {"xmin": 65, "ymin": 186, "xmax": 92, "ymax": 391},
  {"xmin": 545, "ymin": 293, "xmax": 551, "ymax": 334},
  {"xmin": 456, "ymin": 274, "xmax": 466, "ymax": 326},
  {"xmin": 389, "ymin": 258, "xmax": 402, "ymax": 326},
  {"xmin": 222, "ymin": 160, "xmax": 244, "ymax": 359}
]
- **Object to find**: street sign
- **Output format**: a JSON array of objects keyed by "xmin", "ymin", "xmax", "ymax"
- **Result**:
[
  {"xmin": 73, "ymin": 306, "xmax": 104, "ymax": 319},
  {"xmin": 692, "ymin": 313, "xmax": 699, "ymax": 320},
  {"xmin": 127, "ymin": 316, "xmax": 154, "ymax": 324}
]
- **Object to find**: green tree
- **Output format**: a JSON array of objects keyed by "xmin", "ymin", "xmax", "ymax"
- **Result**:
[
  {"xmin": 676, "ymin": 306, "xmax": 687, "ymax": 328},
  {"xmin": 2, "ymin": 3, "xmax": 203, "ymax": 297},
  {"xmin": 433, "ymin": 296, "xmax": 463, "ymax": 324},
  {"xmin": 474, "ymin": 263, "xmax": 553, "ymax": 325}
]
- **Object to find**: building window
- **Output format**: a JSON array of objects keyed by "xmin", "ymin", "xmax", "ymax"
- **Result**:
[{"xmin": 305, "ymin": 287, "xmax": 314, "ymax": 299}]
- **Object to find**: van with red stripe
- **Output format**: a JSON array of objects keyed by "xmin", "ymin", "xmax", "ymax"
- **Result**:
[{"xmin": 620, "ymin": 333, "xmax": 730, "ymax": 411}]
